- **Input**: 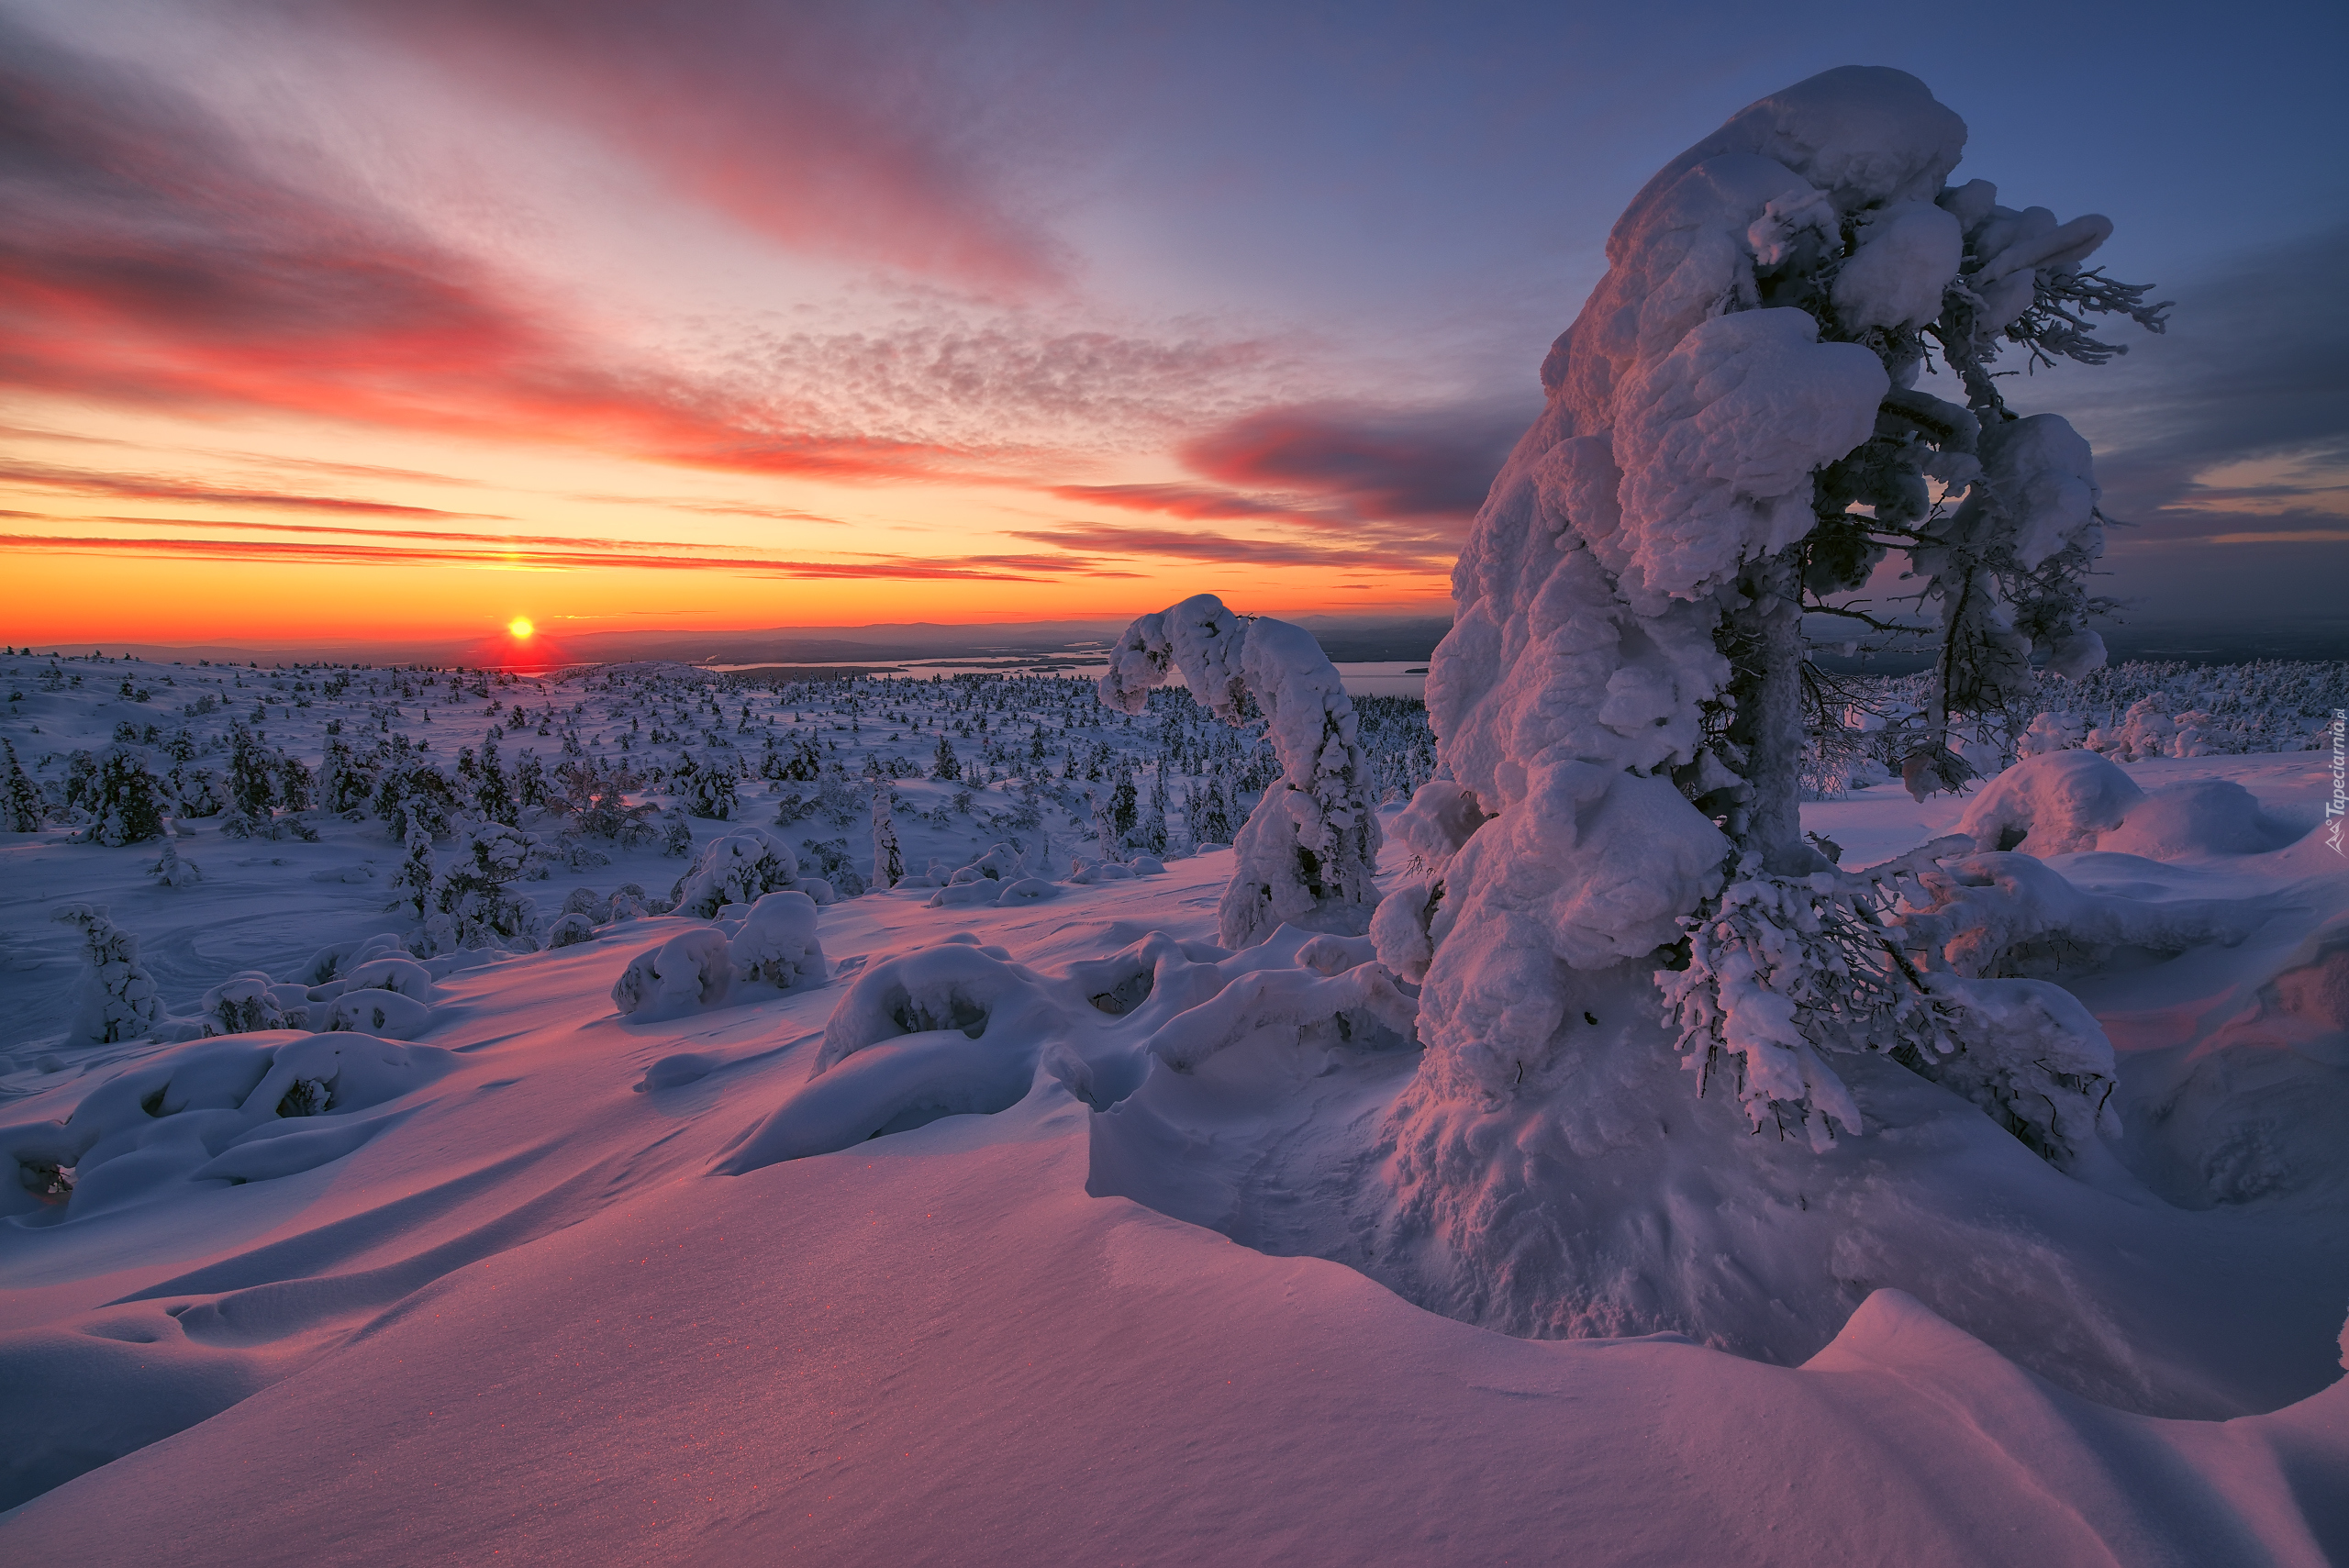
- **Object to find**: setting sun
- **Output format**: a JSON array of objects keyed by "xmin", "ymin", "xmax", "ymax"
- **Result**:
[{"xmin": 508, "ymin": 617, "xmax": 534, "ymax": 639}]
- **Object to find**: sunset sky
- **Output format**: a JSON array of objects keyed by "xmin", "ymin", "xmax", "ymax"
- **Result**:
[{"xmin": 5, "ymin": 0, "xmax": 2343, "ymax": 651}]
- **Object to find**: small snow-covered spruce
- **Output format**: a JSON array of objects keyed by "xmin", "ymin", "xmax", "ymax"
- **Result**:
[
  {"xmin": 389, "ymin": 809, "xmax": 437, "ymax": 919},
  {"xmin": 677, "ymin": 751, "xmax": 739, "ymax": 820},
  {"xmin": 84, "ymin": 746, "xmax": 166, "ymax": 845},
  {"xmin": 1100, "ymin": 594, "xmax": 1381, "ymax": 947},
  {"xmin": 150, "ymin": 832, "xmax": 201, "ymax": 887},
  {"xmin": 52, "ymin": 903, "xmax": 161, "ymax": 1044},
  {"xmin": 431, "ymin": 821, "xmax": 539, "ymax": 950},
  {"xmin": 931, "ymin": 734, "xmax": 962, "ymax": 782},
  {"xmin": 871, "ymin": 783, "xmax": 904, "ymax": 887},
  {"xmin": 5, "ymin": 740, "xmax": 44, "ymax": 831}
]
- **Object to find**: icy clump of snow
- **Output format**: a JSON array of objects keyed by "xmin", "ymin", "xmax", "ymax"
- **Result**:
[
  {"xmin": 1101, "ymin": 595, "xmax": 1381, "ymax": 947},
  {"xmin": 1609, "ymin": 307, "xmax": 1887, "ymax": 601}
]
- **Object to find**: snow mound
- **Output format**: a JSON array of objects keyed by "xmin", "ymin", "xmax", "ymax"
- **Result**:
[
  {"xmin": 1, "ymin": 1030, "xmax": 453, "ymax": 1225},
  {"xmin": 729, "ymin": 890, "xmax": 827, "ymax": 991},
  {"xmin": 2098, "ymin": 780, "xmax": 2302, "ymax": 860},
  {"xmin": 716, "ymin": 926, "xmax": 1414, "ymax": 1173},
  {"xmin": 1958, "ymin": 748, "xmax": 2144, "ymax": 853}
]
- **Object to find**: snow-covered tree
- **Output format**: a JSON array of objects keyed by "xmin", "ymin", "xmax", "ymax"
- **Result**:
[
  {"xmin": 871, "ymin": 783, "xmax": 904, "ymax": 888},
  {"xmin": 432, "ymin": 820, "xmax": 538, "ymax": 949},
  {"xmin": 1368, "ymin": 68, "xmax": 2151, "ymax": 1158},
  {"xmin": 53, "ymin": 903, "xmax": 160, "ymax": 1044},
  {"xmin": 931, "ymin": 734, "xmax": 962, "ymax": 782},
  {"xmin": 84, "ymin": 746, "xmax": 166, "ymax": 846},
  {"xmin": 225, "ymin": 726, "xmax": 277, "ymax": 820},
  {"xmin": 474, "ymin": 735, "xmax": 517, "ymax": 825},
  {"xmin": 151, "ymin": 833, "xmax": 200, "ymax": 888},
  {"xmin": 1101, "ymin": 594, "xmax": 1381, "ymax": 946},
  {"xmin": 678, "ymin": 752, "xmax": 739, "ymax": 820},
  {"xmin": 389, "ymin": 809, "xmax": 437, "ymax": 919},
  {"xmin": 5, "ymin": 740, "xmax": 43, "ymax": 832}
]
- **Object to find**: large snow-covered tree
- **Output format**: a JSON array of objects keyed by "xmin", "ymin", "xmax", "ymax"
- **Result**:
[{"xmin": 1372, "ymin": 66, "xmax": 2162, "ymax": 1159}]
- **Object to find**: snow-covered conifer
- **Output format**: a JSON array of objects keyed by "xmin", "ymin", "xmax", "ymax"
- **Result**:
[
  {"xmin": 87, "ymin": 746, "xmax": 166, "ymax": 846},
  {"xmin": 871, "ymin": 784, "xmax": 904, "ymax": 887},
  {"xmin": 1100, "ymin": 595, "xmax": 1381, "ymax": 946},
  {"xmin": 53, "ymin": 904, "xmax": 161, "ymax": 1044},
  {"xmin": 225, "ymin": 726, "xmax": 277, "ymax": 820},
  {"xmin": 474, "ymin": 736, "xmax": 517, "ymax": 824},
  {"xmin": 151, "ymin": 832, "xmax": 200, "ymax": 888},
  {"xmin": 1361, "ymin": 68, "xmax": 2153, "ymax": 1155},
  {"xmin": 433, "ymin": 820, "xmax": 538, "ymax": 949},
  {"xmin": 931, "ymin": 735, "xmax": 962, "ymax": 782},
  {"xmin": 5, "ymin": 740, "xmax": 43, "ymax": 832},
  {"xmin": 389, "ymin": 809, "xmax": 437, "ymax": 919}
]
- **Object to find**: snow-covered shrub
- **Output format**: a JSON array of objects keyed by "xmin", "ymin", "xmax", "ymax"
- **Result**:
[
  {"xmin": 612, "ymin": 929, "xmax": 734, "ymax": 1018},
  {"xmin": 166, "ymin": 763, "xmax": 225, "ymax": 818},
  {"xmin": 677, "ymin": 753, "xmax": 739, "ymax": 819},
  {"xmin": 326, "ymin": 987, "xmax": 434, "ymax": 1038},
  {"xmin": 16, "ymin": 1031, "xmax": 456, "ymax": 1218},
  {"xmin": 660, "ymin": 814, "xmax": 694, "ymax": 858},
  {"xmin": 1100, "ymin": 595, "xmax": 1382, "ymax": 947},
  {"xmin": 2094, "ymin": 780, "xmax": 2300, "ymax": 860},
  {"xmin": 729, "ymin": 891, "xmax": 827, "ymax": 990},
  {"xmin": 199, "ymin": 972, "xmax": 293, "ymax": 1036},
  {"xmin": 2015, "ymin": 710, "xmax": 2083, "ymax": 758},
  {"xmin": 798, "ymin": 837, "xmax": 867, "ymax": 899},
  {"xmin": 545, "ymin": 911, "xmax": 597, "ymax": 949},
  {"xmin": 430, "ymin": 821, "xmax": 539, "ymax": 951},
  {"xmin": 53, "ymin": 904, "xmax": 161, "ymax": 1045},
  {"xmin": 150, "ymin": 835, "xmax": 201, "ymax": 888},
  {"xmin": 672, "ymin": 829, "xmax": 799, "ymax": 918},
  {"xmin": 341, "ymin": 955, "xmax": 437, "ymax": 1002},
  {"xmin": 83, "ymin": 747, "xmax": 166, "ymax": 846},
  {"xmin": 1955, "ymin": 749, "xmax": 2143, "ymax": 854}
]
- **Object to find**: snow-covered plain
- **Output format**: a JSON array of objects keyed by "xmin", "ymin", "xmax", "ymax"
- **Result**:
[{"xmin": 1, "ymin": 645, "xmax": 2344, "ymax": 1564}]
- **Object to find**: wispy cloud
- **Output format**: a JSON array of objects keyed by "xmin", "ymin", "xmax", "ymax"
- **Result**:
[
  {"xmin": 1008, "ymin": 522, "xmax": 1453, "ymax": 573},
  {"xmin": 310, "ymin": 0, "xmax": 1076, "ymax": 294},
  {"xmin": 1, "ymin": 529, "xmax": 1130, "ymax": 581},
  {"xmin": 0, "ymin": 461, "xmax": 504, "ymax": 520}
]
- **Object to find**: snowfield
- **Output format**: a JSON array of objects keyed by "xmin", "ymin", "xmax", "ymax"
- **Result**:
[{"xmin": 0, "ymin": 647, "xmax": 2343, "ymax": 1564}]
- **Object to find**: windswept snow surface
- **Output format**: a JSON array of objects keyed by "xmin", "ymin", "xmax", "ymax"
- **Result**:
[{"xmin": 1, "ymin": 651, "xmax": 2345, "ymax": 1562}]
